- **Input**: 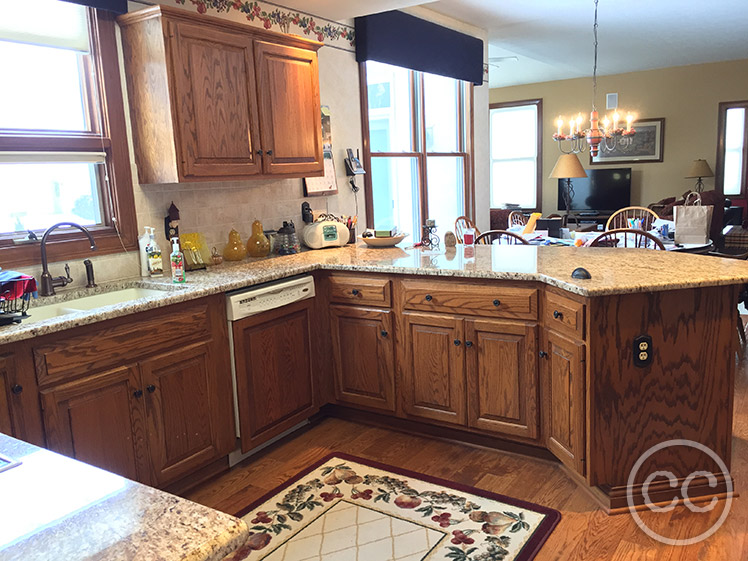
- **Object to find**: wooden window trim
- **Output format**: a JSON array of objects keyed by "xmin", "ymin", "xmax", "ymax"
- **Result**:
[
  {"xmin": 0, "ymin": 9, "xmax": 137, "ymax": 268},
  {"xmin": 715, "ymin": 100, "xmax": 748, "ymax": 199},
  {"xmin": 358, "ymin": 61, "xmax": 474, "ymax": 229},
  {"xmin": 489, "ymin": 98, "xmax": 543, "ymax": 213}
]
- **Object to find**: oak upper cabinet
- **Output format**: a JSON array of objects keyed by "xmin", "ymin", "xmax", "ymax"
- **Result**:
[
  {"xmin": 400, "ymin": 312, "xmax": 465, "ymax": 425},
  {"xmin": 40, "ymin": 366, "xmax": 146, "ymax": 481},
  {"xmin": 330, "ymin": 305, "xmax": 395, "ymax": 412},
  {"xmin": 232, "ymin": 299, "xmax": 317, "ymax": 453},
  {"xmin": 542, "ymin": 329, "xmax": 586, "ymax": 474},
  {"xmin": 118, "ymin": 5, "xmax": 323, "ymax": 183},
  {"xmin": 465, "ymin": 319, "xmax": 539, "ymax": 439}
]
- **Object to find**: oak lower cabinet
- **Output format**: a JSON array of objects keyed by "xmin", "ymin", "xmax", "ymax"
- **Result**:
[
  {"xmin": 0, "ymin": 353, "xmax": 20, "ymax": 436},
  {"xmin": 231, "ymin": 299, "xmax": 317, "ymax": 453},
  {"xmin": 330, "ymin": 305, "xmax": 395, "ymax": 412},
  {"xmin": 542, "ymin": 328, "xmax": 586, "ymax": 474}
]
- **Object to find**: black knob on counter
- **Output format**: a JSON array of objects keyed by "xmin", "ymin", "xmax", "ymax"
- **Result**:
[
  {"xmin": 133, "ymin": 389, "xmax": 143, "ymax": 398},
  {"xmin": 425, "ymin": 294, "xmax": 433, "ymax": 302},
  {"xmin": 147, "ymin": 385, "xmax": 156, "ymax": 393},
  {"xmin": 553, "ymin": 310, "xmax": 563, "ymax": 319},
  {"xmin": 381, "ymin": 330, "xmax": 388, "ymax": 337},
  {"xmin": 11, "ymin": 384, "xmax": 23, "ymax": 395},
  {"xmin": 493, "ymin": 299, "xmax": 501, "ymax": 307},
  {"xmin": 539, "ymin": 351, "xmax": 548, "ymax": 358},
  {"xmin": 453, "ymin": 339, "xmax": 461, "ymax": 346}
]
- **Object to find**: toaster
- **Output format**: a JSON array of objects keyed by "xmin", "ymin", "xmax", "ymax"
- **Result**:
[{"xmin": 302, "ymin": 220, "xmax": 350, "ymax": 249}]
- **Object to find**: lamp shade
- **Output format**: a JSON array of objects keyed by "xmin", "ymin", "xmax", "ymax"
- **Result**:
[
  {"xmin": 549, "ymin": 153, "xmax": 588, "ymax": 179},
  {"xmin": 685, "ymin": 159, "xmax": 714, "ymax": 179}
]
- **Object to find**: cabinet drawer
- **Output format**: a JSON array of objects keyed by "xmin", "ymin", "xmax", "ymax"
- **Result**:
[
  {"xmin": 544, "ymin": 291, "xmax": 585, "ymax": 339},
  {"xmin": 400, "ymin": 280, "xmax": 537, "ymax": 320},
  {"xmin": 328, "ymin": 275, "xmax": 391, "ymax": 307},
  {"xmin": 34, "ymin": 300, "xmax": 212, "ymax": 387}
]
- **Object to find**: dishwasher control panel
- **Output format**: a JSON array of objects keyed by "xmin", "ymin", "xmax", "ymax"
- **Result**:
[{"xmin": 226, "ymin": 275, "xmax": 315, "ymax": 321}]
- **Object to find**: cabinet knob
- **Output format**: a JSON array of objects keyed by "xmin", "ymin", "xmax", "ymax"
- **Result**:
[
  {"xmin": 453, "ymin": 339, "xmax": 461, "ymax": 346},
  {"xmin": 465, "ymin": 340, "xmax": 473, "ymax": 348},
  {"xmin": 539, "ymin": 350, "xmax": 548, "ymax": 358},
  {"xmin": 493, "ymin": 299, "xmax": 501, "ymax": 307},
  {"xmin": 381, "ymin": 330, "xmax": 388, "ymax": 337},
  {"xmin": 133, "ymin": 389, "xmax": 143, "ymax": 398},
  {"xmin": 553, "ymin": 310, "xmax": 563, "ymax": 319},
  {"xmin": 266, "ymin": 149, "xmax": 273, "ymax": 156},
  {"xmin": 351, "ymin": 289, "xmax": 360, "ymax": 295},
  {"xmin": 146, "ymin": 384, "xmax": 156, "ymax": 393},
  {"xmin": 11, "ymin": 384, "xmax": 23, "ymax": 395},
  {"xmin": 256, "ymin": 149, "xmax": 263, "ymax": 156},
  {"xmin": 425, "ymin": 294, "xmax": 433, "ymax": 302}
]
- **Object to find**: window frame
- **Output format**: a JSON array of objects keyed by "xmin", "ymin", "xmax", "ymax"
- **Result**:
[
  {"xmin": 488, "ymin": 98, "xmax": 543, "ymax": 212},
  {"xmin": 0, "ymin": 7, "xmax": 137, "ymax": 268},
  {"xmin": 358, "ymin": 61, "xmax": 475, "ymax": 230},
  {"xmin": 715, "ymin": 100, "xmax": 748, "ymax": 199}
]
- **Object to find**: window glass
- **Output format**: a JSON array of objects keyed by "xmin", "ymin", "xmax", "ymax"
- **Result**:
[
  {"xmin": 366, "ymin": 61, "xmax": 413, "ymax": 153},
  {"xmin": 424, "ymin": 73, "xmax": 459, "ymax": 152},
  {"xmin": 724, "ymin": 107, "xmax": 745, "ymax": 196},
  {"xmin": 370, "ymin": 157, "xmax": 419, "ymax": 234},
  {"xmin": 427, "ymin": 157, "xmax": 464, "ymax": 233}
]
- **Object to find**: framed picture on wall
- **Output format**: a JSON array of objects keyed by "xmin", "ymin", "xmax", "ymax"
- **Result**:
[{"xmin": 590, "ymin": 117, "xmax": 665, "ymax": 165}]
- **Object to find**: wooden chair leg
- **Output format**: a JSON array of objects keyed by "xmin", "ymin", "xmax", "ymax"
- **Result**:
[{"xmin": 738, "ymin": 315, "xmax": 747, "ymax": 346}]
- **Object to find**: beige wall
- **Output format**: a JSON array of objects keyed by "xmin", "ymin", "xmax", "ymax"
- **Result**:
[{"xmin": 490, "ymin": 59, "xmax": 748, "ymax": 215}]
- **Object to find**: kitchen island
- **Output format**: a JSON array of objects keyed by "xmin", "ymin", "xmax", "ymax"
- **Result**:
[
  {"xmin": 0, "ymin": 432, "xmax": 249, "ymax": 561},
  {"xmin": 1, "ymin": 244, "xmax": 747, "ymax": 514}
]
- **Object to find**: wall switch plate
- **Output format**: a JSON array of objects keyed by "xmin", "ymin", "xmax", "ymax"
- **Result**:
[
  {"xmin": 606, "ymin": 93, "xmax": 618, "ymax": 110},
  {"xmin": 633, "ymin": 335, "xmax": 653, "ymax": 367}
]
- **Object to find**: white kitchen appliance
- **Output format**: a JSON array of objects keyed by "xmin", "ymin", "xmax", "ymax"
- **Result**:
[{"xmin": 301, "ymin": 220, "xmax": 349, "ymax": 249}]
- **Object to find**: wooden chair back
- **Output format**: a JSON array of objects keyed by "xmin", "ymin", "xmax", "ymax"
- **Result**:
[
  {"xmin": 454, "ymin": 216, "xmax": 480, "ymax": 244},
  {"xmin": 508, "ymin": 211, "xmax": 528, "ymax": 227},
  {"xmin": 605, "ymin": 206, "xmax": 659, "ymax": 231},
  {"xmin": 475, "ymin": 230, "xmax": 529, "ymax": 245},
  {"xmin": 589, "ymin": 228, "xmax": 666, "ymax": 250}
]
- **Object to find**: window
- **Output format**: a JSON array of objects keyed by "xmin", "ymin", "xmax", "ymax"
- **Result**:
[
  {"xmin": 489, "ymin": 99, "xmax": 542, "ymax": 210},
  {"xmin": 0, "ymin": 1, "xmax": 136, "ymax": 267},
  {"xmin": 717, "ymin": 101, "xmax": 748, "ymax": 198},
  {"xmin": 361, "ymin": 60, "xmax": 472, "ymax": 238}
]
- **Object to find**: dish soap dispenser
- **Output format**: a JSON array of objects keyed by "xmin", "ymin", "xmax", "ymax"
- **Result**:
[
  {"xmin": 146, "ymin": 228, "xmax": 163, "ymax": 277},
  {"xmin": 170, "ymin": 237, "xmax": 186, "ymax": 283},
  {"xmin": 138, "ymin": 227, "xmax": 150, "ymax": 277}
]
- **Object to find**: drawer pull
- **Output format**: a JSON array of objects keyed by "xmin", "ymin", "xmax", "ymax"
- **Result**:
[
  {"xmin": 493, "ymin": 299, "xmax": 501, "ymax": 307},
  {"xmin": 351, "ymin": 289, "xmax": 360, "ymax": 296},
  {"xmin": 147, "ymin": 384, "xmax": 157, "ymax": 393},
  {"xmin": 553, "ymin": 310, "xmax": 563, "ymax": 319},
  {"xmin": 266, "ymin": 149, "xmax": 273, "ymax": 156},
  {"xmin": 425, "ymin": 294, "xmax": 433, "ymax": 302},
  {"xmin": 11, "ymin": 384, "xmax": 23, "ymax": 395},
  {"xmin": 539, "ymin": 350, "xmax": 548, "ymax": 358},
  {"xmin": 465, "ymin": 340, "xmax": 473, "ymax": 348},
  {"xmin": 453, "ymin": 339, "xmax": 461, "ymax": 346},
  {"xmin": 381, "ymin": 330, "xmax": 388, "ymax": 337},
  {"xmin": 133, "ymin": 389, "xmax": 143, "ymax": 398},
  {"xmin": 256, "ymin": 149, "xmax": 263, "ymax": 156}
]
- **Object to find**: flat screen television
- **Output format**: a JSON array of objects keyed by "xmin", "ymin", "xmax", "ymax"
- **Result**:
[{"xmin": 557, "ymin": 168, "xmax": 631, "ymax": 212}]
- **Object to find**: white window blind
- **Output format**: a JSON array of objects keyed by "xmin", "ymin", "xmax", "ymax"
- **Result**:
[{"xmin": 0, "ymin": 0, "xmax": 89, "ymax": 52}]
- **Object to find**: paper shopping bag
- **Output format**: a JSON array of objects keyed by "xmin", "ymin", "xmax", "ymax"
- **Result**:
[{"xmin": 674, "ymin": 205, "xmax": 713, "ymax": 244}]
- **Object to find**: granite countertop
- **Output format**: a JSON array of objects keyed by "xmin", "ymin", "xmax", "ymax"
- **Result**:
[
  {"xmin": 3, "ymin": 243, "xmax": 748, "ymax": 345},
  {"xmin": 0, "ymin": 433, "xmax": 249, "ymax": 561}
]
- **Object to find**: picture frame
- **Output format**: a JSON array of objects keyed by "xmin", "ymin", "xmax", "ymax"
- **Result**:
[
  {"xmin": 590, "ymin": 117, "xmax": 665, "ymax": 165},
  {"xmin": 304, "ymin": 105, "xmax": 338, "ymax": 196}
]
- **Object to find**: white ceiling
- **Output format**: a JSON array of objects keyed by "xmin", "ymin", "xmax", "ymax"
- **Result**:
[{"xmin": 299, "ymin": 0, "xmax": 748, "ymax": 89}]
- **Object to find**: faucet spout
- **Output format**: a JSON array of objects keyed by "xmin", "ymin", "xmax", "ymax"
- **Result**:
[{"xmin": 39, "ymin": 222, "xmax": 97, "ymax": 297}]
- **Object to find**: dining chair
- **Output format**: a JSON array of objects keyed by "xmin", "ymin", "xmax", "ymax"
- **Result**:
[
  {"xmin": 454, "ymin": 216, "xmax": 480, "ymax": 244},
  {"xmin": 508, "ymin": 211, "xmax": 528, "ymax": 227},
  {"xmin": 589, "ymin": 228, "xmax": 666, "ymax": 250},
  {"xmin": 605, "ymin": 206, "xmax": 659, "ymax": 231},
  {"xmin": 475, "ymin": 230, "xmax": 529, "ymax": 245},
  {"xmin": 707, "ymin": 247, "xmax": 748, "ymax": 347}
]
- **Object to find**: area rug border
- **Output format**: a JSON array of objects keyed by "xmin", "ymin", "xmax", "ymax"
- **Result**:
[{"xmin": 235, "ymin": 452, "xmax": 561, "ymax": 561}]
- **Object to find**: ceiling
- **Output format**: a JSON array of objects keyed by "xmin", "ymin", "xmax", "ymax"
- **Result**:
[{"xmin": 296, "ymin": 0, "xmax": 748, "ymax": 89}]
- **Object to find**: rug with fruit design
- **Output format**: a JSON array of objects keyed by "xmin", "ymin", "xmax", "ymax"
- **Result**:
[{"xmin": 225, "ymin": 453, "xmax": 560, "ymax": 561}]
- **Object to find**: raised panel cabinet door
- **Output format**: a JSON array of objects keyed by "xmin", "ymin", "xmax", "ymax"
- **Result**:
[
  {"xmin": 169, "ymin": 21, "xmax": 262, "ymax": 178},
  {"xmin": 543, "ymin": 329, "xmax": 586, "ymax": 474},
  {"xmin": 140, "ymin": 341, "xmax": 230, "ymax": 486},
  {"xmin": 254, "ymin": 40, "xmax": 323, "ymax": 175},
  {"xmin": 0, "ymin": 354, "xmax": 16, "ymax": 435},
  {"xmin": 39, "ymin": 366, "xmax": 147, "ymax": 482},
  {"xmin": 232, "ymin": 299, "xmax": 316, "ymax": 453},
  {"xmin": 401, "ymin": 312, "xmax": 465, "ymax": 425},
  {"xmin": 330, "ymin": 305, "xmax": 395, "ymax": 411},
  {"xmin": 465, "ymin": 320, "xmax": 539, "ymax": 439}
]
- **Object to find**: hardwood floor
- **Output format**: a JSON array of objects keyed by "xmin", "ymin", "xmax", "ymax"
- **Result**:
[{"xmin": 184, "ymin": 354, "xmax": 748, "ymax": 560}]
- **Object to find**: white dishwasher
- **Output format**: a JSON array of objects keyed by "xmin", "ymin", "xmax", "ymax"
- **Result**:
[{"xmin": 225, "ymin": 275, "xmax": 315, "ymax": 466}]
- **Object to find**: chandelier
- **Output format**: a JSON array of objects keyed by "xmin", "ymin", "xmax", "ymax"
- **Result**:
[{"xmin": 552, "ymin": 0, "xmax": 636, "ymax": 157}]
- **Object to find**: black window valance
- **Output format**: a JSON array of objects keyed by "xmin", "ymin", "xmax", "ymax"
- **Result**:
[
  {"xmin": 62, "ymin": 0, "xmax": 127, "ymax": 14},
  {"xmin": 354, "ymin": 10, "xmax": 484, "ymax": 85}
]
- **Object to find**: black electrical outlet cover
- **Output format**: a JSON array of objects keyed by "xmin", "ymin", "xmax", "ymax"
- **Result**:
[{"xmin": 633, "ymin": 335, "xmax": 653, "ymax": 367}]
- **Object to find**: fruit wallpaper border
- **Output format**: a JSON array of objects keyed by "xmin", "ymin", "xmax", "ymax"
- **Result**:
[{"xmin": 172, "ymin": 0, "xmax": 355, "ymax": 49}]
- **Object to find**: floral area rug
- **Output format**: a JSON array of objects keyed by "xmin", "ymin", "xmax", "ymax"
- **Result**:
[{"xmin": 226, "ymin": 453, "xmax": 560, "ymax": 561}]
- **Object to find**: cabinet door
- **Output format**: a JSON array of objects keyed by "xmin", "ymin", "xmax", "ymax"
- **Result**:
[
  {"xmin": 330, "ymin": 306, "xmax": 395, "ymax": 411},
  {"xmin": 400, "ymin": 312, "xmax": 465, "ymax": 425},
  {"xmin": 232, "ymin": 300, "xmax": 316, "ymax": 452},
  {"xmin": 40, "ymin": 366, "xmax": 147, "ymax": 481},
  {"xmin": 140, "ymin": 341, "xmax": 231, "ymax": 485},
  {"xmin": 465, "ymin": 320, "xmax": 539, "ymax": 439},
  {"xmin": 543, "ymin": 329, "xmax": 586, "ymax": 474},
  {"xmin": 169, "ymin": 21, "xmax": 262, "ymax": 178},
  {"xmin": 254, "ymin": 41, "xmax": 323, "ymax": 176},
  {"xmin": 0, "ymin": 354, "xmax": 16, "ymax": 435}
]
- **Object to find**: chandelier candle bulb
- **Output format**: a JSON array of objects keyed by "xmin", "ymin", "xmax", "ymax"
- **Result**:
[
  {"xmin": 557, "ymin": 117, "xmax": 563, "ymax": 136},
  {"xmin": 626, "ymin": 113, "xmax": 633, "ymax": 132},
  {"xmin": 613, "ymin": 112, "xmax": 620, "ymax": 130}
]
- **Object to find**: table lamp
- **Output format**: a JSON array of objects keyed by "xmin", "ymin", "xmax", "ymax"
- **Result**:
[
  {"xmin": 549, "ymin": 153, "xmax": 587, "ymax": 227},
  {"xmin": 685, "ymin": 159, "xmax": 714, "ymax": 193}
]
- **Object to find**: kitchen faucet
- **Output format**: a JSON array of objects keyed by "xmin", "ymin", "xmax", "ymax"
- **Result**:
[{"xmin": 39, "ymin": 222, "xmax": 97, "ymax": 297}]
